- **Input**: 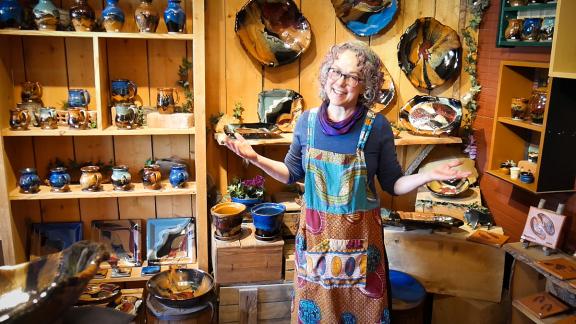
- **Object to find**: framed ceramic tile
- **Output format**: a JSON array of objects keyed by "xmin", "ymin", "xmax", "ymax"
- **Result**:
[
  {"xmin": 30, "ymin": 222, "xmax": 82, "ymax": 259},
  {"xmin": 91, "ymin": 220, "xmax": 142, "ymax": 267},
  {"xmin": 146, "ymin": 217, "xmax": 195, "ymax": 265},
  {"xmin": 521, "ymin": 206, "xmax": 566, "ymax": 249}
]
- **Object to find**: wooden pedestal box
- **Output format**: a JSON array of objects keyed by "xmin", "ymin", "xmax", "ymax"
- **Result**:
[
  {"xmin": 218, "ymin": 283, "xmax": 293, "ymax": 324},
  {"xmin": 283, "ymin": 240, "xmax": 295, "ymax": 282},
  {"xmin": 212, "ymin": 224, "xmax": 284, "ymax": 285}
]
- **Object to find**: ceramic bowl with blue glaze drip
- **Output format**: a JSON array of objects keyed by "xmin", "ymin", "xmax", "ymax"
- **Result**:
[{"xmin": 251, "ymin": 203, "xmax": 286, "ymax": 241}]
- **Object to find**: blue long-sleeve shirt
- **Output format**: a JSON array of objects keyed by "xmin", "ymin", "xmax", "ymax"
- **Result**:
[{"xmin": 284, "ymin": 109, "xmax": 403, "ymax": 195}]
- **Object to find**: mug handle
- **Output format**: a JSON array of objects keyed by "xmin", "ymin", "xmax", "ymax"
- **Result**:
[
  {"xmin": 19, "ymin": 110, "xmax": 30, "ymax": 123},
  {"xmin": 128, "ymin": 80, "xmax": 137, "ymax": 96},
  {"xmin": 80, "ymin": 109, "xmax": 88, "ymax": 124},
  {"xmin": 35, "ymin": 82, "xmax": 43, "ymax": 98},
  {"xmin": 174, "ymin": 90, "xmax": 180, "ymax": 104},
  {"xmin": 129, "ymin": 106, "xmax": 138, "ymax": 125},
  {"xmin": 82, "ymin": 90, "xmax": 91, "ymax": 106}
]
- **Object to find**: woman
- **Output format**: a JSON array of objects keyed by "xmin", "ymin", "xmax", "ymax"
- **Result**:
[{"xmin": 225, "ymin": 41, "xmax": 470, "ymax": 323}]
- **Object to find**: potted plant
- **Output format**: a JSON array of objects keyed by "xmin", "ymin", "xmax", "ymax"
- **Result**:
[{"xmin": 227, "ymin": 175, "xmax": 265, "ymax": 208}]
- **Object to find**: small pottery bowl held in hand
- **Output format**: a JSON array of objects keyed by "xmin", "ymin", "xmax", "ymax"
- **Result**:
[
  {"xmin": 147, "ymin": 268, "xmax": 215, "ymax": 308},
  {"xmin": 251, "ymin": 203, "xmax": 286, "ymax": 241},
  {"xmin": 211, "ymin": 202, "xmax": 246, "ymax": 240}
]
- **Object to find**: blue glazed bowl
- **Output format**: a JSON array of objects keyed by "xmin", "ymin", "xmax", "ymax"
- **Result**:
[
  {"xmin": 250, "ymin": 203, "xmax": 286, "ymax": 240},
  {"xmin": 231, "ymin": 197, "xmax": 263, "ymax": 209}
]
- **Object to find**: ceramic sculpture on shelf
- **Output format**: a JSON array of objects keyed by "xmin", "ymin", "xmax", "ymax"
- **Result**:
[
  {"xmin": 69, "ymin": 0, "xmax": 95, "ymax": 31},
  {"xmin": 0, "ymin": 0, "xmax": 23, "ymax": 29},
  {"xmin": 135, "ymin": 0, "xmax": 159, "ymax": 33},
  {"xmin": 101, "ymin": 0, "xmax": 125, "ymax": 32},
  {"xmin": 164, "ymin": 0, "xmax": 185, "ymax": 33},
  {"xmin": 33, "ymin": 0, "xmax": 59, "ymax": 30}
]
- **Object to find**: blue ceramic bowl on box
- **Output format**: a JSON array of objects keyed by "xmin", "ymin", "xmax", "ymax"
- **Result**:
[
  {"xmin": 231, "ymin": 197, "xmax": 263, "ymax": 209},
  {"xmin": 250, "ymin": 203, "xmax": 286, "ymax": 241}
]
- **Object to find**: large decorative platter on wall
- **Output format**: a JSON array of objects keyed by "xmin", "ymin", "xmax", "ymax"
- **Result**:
[
  {"xmin": 331, "ymin": 0, "xmax": 399, "ymax": 37},
  {"xmin": 398, "ymin": 17, "xmax": 461, "ymax": 90},
  {"xmin": 235, "ymin": 0, "xmax": 312, "ymax": 67},
  {"xmin": 399, "ymin": 95, "xmax": 462, "ymax": 136},
  {"xmin": 372, "ymin": 63, "xmax": 396, "ymax": 112}
]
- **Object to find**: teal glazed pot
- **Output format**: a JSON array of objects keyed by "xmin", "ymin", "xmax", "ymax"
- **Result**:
[
  {"xmin": 32, "ymin": 0, "xmax": 59, "ymax": 30},
  {"xmin": 251, "ymin": 203, "xmax": 286, "ymax": 241},
  {"xmin": 111, "ymin": 165, "xmax": 132, "ymax": 191}
]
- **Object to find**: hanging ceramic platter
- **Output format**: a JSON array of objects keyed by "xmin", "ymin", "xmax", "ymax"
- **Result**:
[
  {"xmin": 332, "ymin": 0, "xmax": 399, "ymax": 37},
  {"xmin": 235, "ymin": 0, "xmax": 312, "ymax": 67},
  {"xmin": 257, "ymin": 89, "xmax": 303, "ymax": 132},
  {"xmin": 372, "ymin": 63, "xmax": 396, "ymax": 113},
  {"xmin": 91, "ymin": 219, "xmax": 142, "ymax": 267},
  {"xmin": 398, "ymin": 17, "xmax": 461, "ymax": 90},
  {"xmin": 399, "ymin": 95, "xmax": 462, "ymax": 136},
  {"xmin": 30, "ymin": 222, "xmax": 83, "ymax": 258},
  {"xmin": 146, "ymin": 217, "xmax": 195, "ymax": 265}
]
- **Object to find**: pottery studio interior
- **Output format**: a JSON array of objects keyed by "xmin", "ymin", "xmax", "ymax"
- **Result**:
[{"xmin": 1, "ymin": 0, "xmax": 576, "ymax": 323}]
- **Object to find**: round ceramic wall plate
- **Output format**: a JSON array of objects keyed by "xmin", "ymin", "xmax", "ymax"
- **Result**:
[
  {"xmin": 397, "ymin": 17, "xmax": 461, "ymax": 90},
  {"xmin": 426, "ymin": 178, "xmax": 470, "ymax": 197},
  {"xmin": 235, "ymin": 0, "xmax": 312, "ymax": 67},
  {"xmin": 332, "ymin": 0, "xmax": 399, "ymax": 37},
  {"xmin": 399, "ymin": 95, "xmax": 462, "ymax": 136}
]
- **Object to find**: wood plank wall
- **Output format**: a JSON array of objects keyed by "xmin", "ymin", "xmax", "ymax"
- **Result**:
[{"xmin": 206, "ymin": 0, "xmax": 472, "ymax": 203}]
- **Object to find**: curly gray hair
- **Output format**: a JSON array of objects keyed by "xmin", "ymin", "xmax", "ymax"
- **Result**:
[{"xmin": 318, "ymin": 41, "xmax": 384, "ymax": 108}]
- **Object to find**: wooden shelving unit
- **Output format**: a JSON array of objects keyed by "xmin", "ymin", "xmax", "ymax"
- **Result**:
[
  {"xmin": 0, "ymin": 0, "xmax": 208, "ymax": 274},
  {"xmin": 497, "ymin": 1, "xmax": 557, "ymax": 48},
  {"xmin": 497, "ymin": 117, "xmax": 543, "ymax": 132},
  {"xmin": 549, "ymin": 0, "xmax": 576, "ymax": 79}
]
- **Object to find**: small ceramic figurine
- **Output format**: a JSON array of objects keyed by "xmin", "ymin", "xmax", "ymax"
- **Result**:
[
  {"xmin": 69, "ymin": 0, "xmax": 95, "ymax": 31},
  {"xmin": 164, "ymin": 0, "xmax": 185, "ymax": 33},
  {"xmin": 101, "ymin": 0, "xmax": 124, "ymax": 32}
]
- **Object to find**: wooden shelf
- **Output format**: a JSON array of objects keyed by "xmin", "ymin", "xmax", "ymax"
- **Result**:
[
  {"xmin": 486, "ymin": 170, "xmax": 539, "ymax": 193},
  {"xmin": 90, "ymin": 261, "xmax": 198, "ymax": 284},
  {"xmin": 0, "ymin": 30, "xmax": 194, "ymax": 40},
  {"xmin": 9, "ymin": 181, "xmax": 197, "ymax": 200},
  {"xmin": 497, "ymin": 117, "xmax": 544, "ymax": 132},
  {"xmin": 503, "ymin": 3, "xmax": 557, "ymax": 11},
  {"xmin": 512, "ymin": 300, "xmax": 574, "ymax": 324},
  {"xmin": 2, "ymin": 126, "xmax": 196, "ymax": 136},
  {"xmin": 498, "ymin": 40, "xmax": 553, "ymax": 47}
]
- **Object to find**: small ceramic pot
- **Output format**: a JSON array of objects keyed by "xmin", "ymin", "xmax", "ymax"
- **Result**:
[
  {"xmin": 101, "ymin": 0, "xmax": 124, "ymax": 32},
  {"xmin": 250, "ymin": 203, "xmax": 286, "ymax": 241},
  {"xmin": 67, "ymin": 108, "xmax": 89, "ymax": 129},
  {"xmin": 0, "ymin": 0, "xmax": 23, "ymax": 29},
  {"xmin": 9, "ymin": 107, "xmax": 31, "ymax": 130},
  {"xmin": 511, "ymin": 97, "xmax": 529, "ymax": 120},
  {"xmin": 68, "ymin": 88, "xmax": 90, "ymax": 108},
  {"xmin": 80, "ymin": 165, "xmax": 102, "ymax": 191},
  {"xmin": 114, "ymin": 104, "xmax": 138, "ymax": 129},
  {"xmin": 134, "ymin": 0, "xmax": 158, "ymax": 33},
  {"xmin": 505, "ymin": 18, "xmax": 523, "ymax": 41},
  {"xmin": 69, "ymin": 0, "xmax": 95, "ymax": 31},
  {"xmin": 19, "ymin": 167, "xmax": 41, "ymax": 193},
  {"xmin": 522, "ymin": 18, "xmax": 542, "ymax": 41},
  {"xmin": 211, "ymin": 202, "xmax": 246, "ymax": 241},
  {"xmin": 142, "ymin": 164, "xmax": 161, "ymax": 190},
  {"xmin": 33, "ymin": 0, "xmax": 59, "ymax": 30},
  {"xmin": 38, "ymin": 107, "xmax": 58, "ymax": 129},
  {"xmin": 47, "ymin": 167, "xmax": 71, "ymax": 192},
  {"xmin": 21, "ymin": 81, "xmax": 42, "ymax": 103},
  {"xmin": 111, "ymin": 165, "xmax": 132, "ymax": 191},
  {"xmin": 169, "ymin": 163, "xmax": 188, "ymax": 188},
  {"xmin": 156, "ymin": 88, "xmax": 179, "ymax": 114},
  {"xmin": 509, "ymin": 0, "xmax": 527, "ymax": 6},
  {"xmin": 540, "ymin": 17, "xmax": 554, "ymax": 41},
  {"xmin": 529, "ymin": 90, "xmax": 547, "ymax": 124},
  {"xmin": 230, "ymin": 197, "xmax": 263, "ymax": 210},
  {"xmin": 519, "ymin": 171, "xmax": 534, "ymax": 183},
  {"xmin": 111, "ymin": 79, "xmax": 137, "ymax": 103},
  {"xmin": 164, "ymin": 0, "xmax": 185, "ymax": 33}
]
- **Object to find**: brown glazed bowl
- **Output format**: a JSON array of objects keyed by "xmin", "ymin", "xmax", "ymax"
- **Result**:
[
  {"xmin": 147, "ymin": 268, "xmax": 215, "ymax": 308},
  {"xmin": 210, "ymin": 202, "xmax": 246, "ymax": 240},
  {"xmin": 0, "ymin": 241, "xmax": 109, "ymax": 323}
]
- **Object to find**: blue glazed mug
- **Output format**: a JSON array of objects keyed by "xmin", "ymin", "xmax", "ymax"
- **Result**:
[
  {"xmin": 19, "ymin": 167, "xmax": 41, "ymax": 194},
  {"xmin": 68, "ymin": 89, "xmax": 90, "ymax": 107},
  {"xmin": 48, "ymin": 167, "xmax": 71, "ymax": 192},
  {"xmin": 251, "ymin": 203, "xmax": 286, "ymax": 240},
  {"xmin": 111, "ymin": 79, "xmax": 137, "ymax": 103},
  {"xmin": 522, "ymin": 18, "xmax": 542, "ymax": 41},
  {"xmin": 169, "ymin": 163, "xmax": 189, "ymax": 188}
]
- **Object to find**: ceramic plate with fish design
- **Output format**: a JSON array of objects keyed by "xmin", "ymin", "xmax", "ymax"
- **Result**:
[
  {"xmin": 399, "ymin": 95, "xmax": 462, "ymax": 136},
  {"xmin": 332, "ymin": 0, "xmax": 399, "ymax": 37},
  {"xmin": 398, "ymin": 17, "xmax": 461, "ymax": 90}
]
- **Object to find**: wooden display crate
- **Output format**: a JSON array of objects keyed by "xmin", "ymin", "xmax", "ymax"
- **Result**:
[
  {"xmin": 283, "ymin": 239, "xmax": 294, "ymax": 282},
  {"xmin": 212, "ymin": 224, "xmax": 284, "ymax": 285},
  {"xmin": 218, "ymin": 283, "xmax": 292, "ymax": 324},
  {"xmin": 281, "ymin": 212, "xmax": 299, "ymax": 237},
  {"xmin": 415, "ymin": 187, "xmax": 482, "ymax": 220}
]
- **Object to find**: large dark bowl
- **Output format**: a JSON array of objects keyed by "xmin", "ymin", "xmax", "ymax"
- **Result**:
[
  {"xmin": 147, "ymin": 268, "xmax": 215, "ymax": 308},
  {"xmin": 0, "ymin": 241, "xmax": 109, "ymax": 324}
]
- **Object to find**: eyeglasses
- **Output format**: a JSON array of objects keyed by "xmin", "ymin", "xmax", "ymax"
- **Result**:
[{"xmin": 327, "ymin": 68, "xmax": 363, "ymax": 87}]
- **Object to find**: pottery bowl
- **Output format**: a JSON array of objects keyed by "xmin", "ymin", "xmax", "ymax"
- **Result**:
[
  {"xmin": 0, "ymin": 241, "xmax": 109, "ymax": 323},
  {"xmin": 210, "ymin": 202, "xmax": 246, "ymax": 240},
  {"xmin": 426, "ymin": 178, "xmax": 470, "ymax": 197},
  {"xmin": 250, "ymin": 203, "xmax": 286, "ymax": 239},
  {"xmin": 147, "ymin": 268, "xmax": 214, "ymax": 308}
]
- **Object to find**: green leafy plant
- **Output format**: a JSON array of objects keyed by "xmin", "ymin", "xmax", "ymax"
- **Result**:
[
  {"xmin": 227, "ymin": 175, "xmax": 265, "ymax": 200},
  {"xmin": 176, "ymin": 58, "xmax": 194, "ymax": 113},
  {"xmin": 233, "ymin": 102, "xmax": 244, "ymax": 121}
]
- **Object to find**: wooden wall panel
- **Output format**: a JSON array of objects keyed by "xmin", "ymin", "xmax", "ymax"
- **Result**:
[
  {"xmin": 148, "ymin": 40, "xmax": 187, "ymax": 112},
  {"xmin": 65, "ymin": 37, "xmax": 96, "ymax": 110},
  {"xmin": 107, "ymin": 39, "xmax": 151, "ymax": 106}
]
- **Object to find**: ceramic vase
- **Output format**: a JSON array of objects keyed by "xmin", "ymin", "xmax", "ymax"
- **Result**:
[
  {"xmin": 522, "ymin": 18, "xmax": 542, "ymax": 41},
  {"xmin": 250, "ymin": 203, "xmax": 286, "ymax": 241},
  {"xmin": 48, "ymin": 167, "xmax": 71, "ymax": 192},
  {"xmin": 9, "ymin": 107, "xmax": 31, "ymax": 130},
  {"xmin": 19, "ymin": 167, "xmax": 41, "ymax": 193},
  {"xmin": 69, "ymin": 0, "xmax": 95, "ymax": 31},
  {"xmin": 111, "ymin": 165, "xmax": 132, "ymax": 191},
  {"xmin": 540, "ymin": 17, "xmax": 554, "ymax": 41},
  {"xmin": 0, "ymin": 0, "xmax": 23, "ymax": 29},
  {"xmin": 163, "ymin": 0, "xmax": 185, "ymax": 33},
  {"xmin": 210, "ymin": 202, "xmax": 246, "ymax": 241},
  {"xmin": 101, "ymin": 0, "xmax": 124, "ymax": 32},
  {"xmin": 511, "ymin": 97, "xmax": 529, "ymax": 120},
  {"xmin": 529, "ymin": 90, "xmax": 547, "ymax": 124},
  {"xmin": 142, "ymin": 164, "xmax": 161, "ymax": 190},
  {"xmin": 80, "ymin": 165, "xmax": 102, "ymax": 191},
  {"xmin": 504, "ymin": 18, "xmax": 523, "ymax": 41},
  {"xmin": 134, "ymin": 0, "xmax": 158, "ymax": 33},
  {"xmin": 156, "ymin": 87, "xmax": 178, "ymax": 114},
  {"xmin": 169, "ymin": 163, "xmax": 188, "ymax": 188},
  {"xmin": 33, "ymin": 0, "xmax": 59, "ymax": 30}
]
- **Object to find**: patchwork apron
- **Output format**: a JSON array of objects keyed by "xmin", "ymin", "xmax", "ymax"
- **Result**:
[{"xmin": 292, "ymin": 109, "xmax": 390, "ymax": 324}]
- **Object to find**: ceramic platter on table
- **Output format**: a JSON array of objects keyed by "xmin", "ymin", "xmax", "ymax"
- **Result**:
[
  {"xmin": 419, "ymin": 158, "xmax": 479, "ymax": 198},
  {"xmin": 331, "ymin": 0, "xmax": 399, "ymax": 37},
  {"xmin": 224, "ymin": 123, "xmax": 282, "ymax": 140},
  {"xmin": 147, "ymin": 268, "xmax": 215, "ymax": 308},
  {"xmin": 399, "ymin": 95, "xmax": 462, "ymax": 136},
  {"xmin": 235, "ymin": 0, "xmax": 311, "ymax": 67},
  {"xmin": 91, "ymin": 219, "xmax": 142, "ymax": 267},
  {"xmin": 77, "ymin": 283, "xmax": 121, "ymax": 305},
  {"xmin": 146, "ymin": 217, "xmax": 195, "ymax": 265},
  {"xmin": 398, "ymin": 17, "xmax": 461, "ymax": 90},
  {"xmin": 30, "ymin": 222, "xmax": 83, "ymax": 258}
]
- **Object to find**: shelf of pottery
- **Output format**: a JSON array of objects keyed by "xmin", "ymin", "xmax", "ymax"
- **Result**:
[{"xmin": 497, "ymin": 0, "xmax": 557, "ymax": 47}]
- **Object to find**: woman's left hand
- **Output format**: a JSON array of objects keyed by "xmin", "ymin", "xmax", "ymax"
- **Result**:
[{"xmin": 427, "ymin": 160, "xmax": 472, "ymax": 182}]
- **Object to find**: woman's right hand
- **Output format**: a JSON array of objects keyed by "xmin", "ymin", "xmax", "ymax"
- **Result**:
[{"xmin": 223, "ymin": 132, "xmax": 258, "ymax": 163}]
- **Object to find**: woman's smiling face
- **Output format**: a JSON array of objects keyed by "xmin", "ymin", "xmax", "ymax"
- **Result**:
[{"xmin": 324, "ymin": 50, "xmax": 365, "ymax": 110}]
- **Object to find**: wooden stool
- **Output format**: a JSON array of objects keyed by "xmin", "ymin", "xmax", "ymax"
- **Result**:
[
  {"xmin": 146, "ymin": 293, "xmax": 216, "ymax": 324},
  {"xmin": 390, "ymin": 270, "xmax": 427, "ymax": 324}
]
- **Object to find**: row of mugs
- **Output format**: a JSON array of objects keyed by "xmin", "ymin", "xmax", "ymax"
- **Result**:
[
  {"xmin": 18, "ymin": 163, "xmax": 190, "ymax": 194},
  {"xmin": 504, "ymin": 17, "xmax": 555, "ymax": 42},
  {"xmin": 9, "ymin": 107, "xmax": 95, "ymax": 130}
]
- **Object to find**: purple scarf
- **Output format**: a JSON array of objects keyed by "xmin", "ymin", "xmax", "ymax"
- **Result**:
[{"xmin": 318, "ymin": 101, "xmax": 365, "ymax": 135}]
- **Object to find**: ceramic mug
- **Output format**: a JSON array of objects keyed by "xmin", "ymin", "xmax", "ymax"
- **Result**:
[
  {"xmin": 511, "ymin": 97, "xmax": 529, "ymax": 120},
  {"xmin": 169, "ymin": 163, "xmax": 188, "ymax": 188},
  {"xmin": 47, "ymin": 167, "xmax": 71, "ymax": 192},
  {"xmin": 111, "ymin": 79, "xmax": 137, "ymax": 103},
  {"xmin": 522, "ymin": 18, "xmax": 542, "ymax": 41},
  {"xmin": 68, "ymin": 88, "xmax": 91, "ymax": 107},
  {"xmin": 38, "ymin": 107, "xmax": 58, "ymax": 129},
  {"xmin": 80, "ymin": 165, "xmax": 102, "ymax": 191},
  {"xmin": 505, "ymin": 18, "xmax": 523, "ymax": 41},
  {"xmin": 540, "ymin": 17, "xmax": 554, "ymax": 41},
  {"xmin": 9, "ymin": 108, "xmax": 31, "ymax": 130},
  {"xmin": 19, "ymin": 167, "xmax": 41, "ymax": 194},
  {"xmin": 142, "ymin": 164, "xmax": 162, "ymax": 190},
  {"xmin": 157, "ymin": 88, "xmax": 179, "ymax": 114},
  {"xmin": 67, "ymin": 108, "xmax": 89, "ymax": 129},
  {"xmin": 21, "ymin": 81, "xmax": 43, "ymax": 103},
  {"xmin": 114, "ymin": 104, "xmax": 138, "ymax": 129},
  {"xmin": 510, "ymin": 167, "xmax": 521, "ymax": 180},
  {"xmin": 529, "ymin": 90, "xmax": 547, "ymax": 124},
  {"xmin": 520, "ymin": 171, "xmax": 534, "ymax": 184},
  {"xmin": 111, "ymin": 165, "xmax": 132, "ymax": 191},
  {"xmin": 18, "ymin": 101, "xmax": 42, "ymax": 127}
]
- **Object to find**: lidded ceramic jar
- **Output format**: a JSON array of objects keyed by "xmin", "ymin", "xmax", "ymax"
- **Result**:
[
  {"xmin": 33, "ymin": 0, "xmax": 59, "ymax": 31},
  {"xmin": 111, "ymin": 165, "xmax": 132, "ymax": 191},
  {"xmin": 19, "ymin": 167, "xmax": 41, "ymax": 194},
  {"xmin": 69, "ymin": 0, "xmax": 95, "ymax": 31},
  {"xmin": 134, "ymin": 0, "xmax": 159, "ymax": 33},
  {"xmin": 0, "ymin": 0, "xmax": 23, "ymax": 29},
  {"xmin": 101, "ymin": 0, "xmax": 124, "ymax": 32},
  {"xmin": 163, "ymin": 0, "xmax": 185, "ymax": 33}
]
